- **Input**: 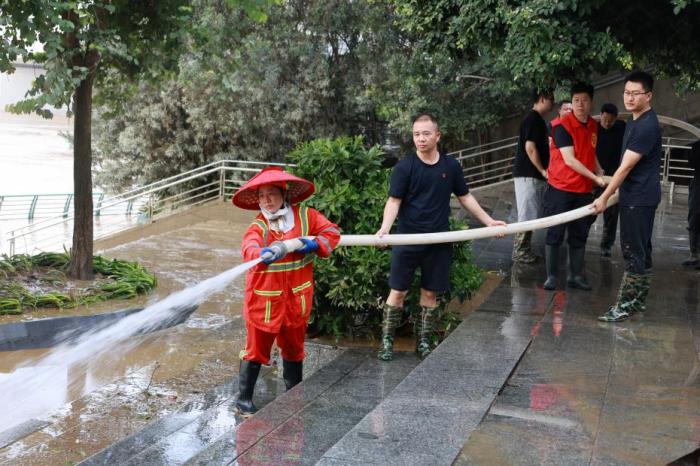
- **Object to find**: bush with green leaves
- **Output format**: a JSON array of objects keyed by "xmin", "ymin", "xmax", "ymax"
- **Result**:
[
  {"xmin": 0, "ymin": 253, "xmax": 157, "ymax": 315},
  {"xmin": 288, "ymin": 136, "xmax": 483, "ymax": 341}
]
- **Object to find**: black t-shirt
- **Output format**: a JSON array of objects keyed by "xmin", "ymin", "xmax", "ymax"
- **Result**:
[
  {"xmin": 389, "ymin": 153, "xmax": 469, "ymax": 233},
  {"xmin": 596, "ymin": 120, "xmax": 626, "ymax": 175},
  {"xmin": 513, "ymin": 110, "xmax": 549, "ymax": 179},
  {"xmin": 619, "ymin": 109, "xmax": 662, "ymax": 207}
]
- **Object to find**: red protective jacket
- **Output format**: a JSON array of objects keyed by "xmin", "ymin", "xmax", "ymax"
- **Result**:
[
  {"xmin": 548, "ymin": 112, "xmax": 598, "ymax": 193},
  {"xmin": 241, "ymin": 205, "xmax": 340, "ymax": 332}
]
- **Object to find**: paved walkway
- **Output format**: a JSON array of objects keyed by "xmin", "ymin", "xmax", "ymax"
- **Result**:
[{"xmin": 2, "ymin": 187, "xmax": 699, "ymax": 465}]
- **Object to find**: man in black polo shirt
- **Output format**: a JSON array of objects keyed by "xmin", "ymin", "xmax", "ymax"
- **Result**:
[
  {"xmin": 512, "ymin": 88, "xmax": 554, "ymax": 263},
  {"xmin": 375, "ymin": 113, "xmax": 506, "ymax": 360},
  {"xmin": 593, "ymin": 71, "xmax": 662, "ymax": 322},
  {"xmin": 596, "ymin": 103, "xmax": 626, "ymax": 257}
]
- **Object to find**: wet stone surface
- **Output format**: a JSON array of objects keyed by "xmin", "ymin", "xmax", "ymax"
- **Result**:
[
  {"xmin": 454, "ymin": 194, "xmax": 700, "ymax": 466},
  {"xmin": 2, "ymin": 185, "xmax": 700, "ymax": 465}
]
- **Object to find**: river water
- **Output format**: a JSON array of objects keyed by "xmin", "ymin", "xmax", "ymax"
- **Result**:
[{"xmin": 0, "ymin": 112, "xmax": 73, "ymax": 195}]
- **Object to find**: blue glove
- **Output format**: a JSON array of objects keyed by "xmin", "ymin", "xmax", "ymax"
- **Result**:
[
  {"xmin": 260, "ymin": 241, "xmax": 288, "ymax": 265},
  {"xmin": 297, "ymin": 238, "xmax": 319, "ymax": 254}
]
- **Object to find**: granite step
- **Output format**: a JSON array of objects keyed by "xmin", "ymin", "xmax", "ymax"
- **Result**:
[
  {"xmin": 317, "ymin": 284, "xmax": 556, "ymax": 465},
  {"xmin": 80, "ymin": 347, "xmax": 420, "ymax": 465}
]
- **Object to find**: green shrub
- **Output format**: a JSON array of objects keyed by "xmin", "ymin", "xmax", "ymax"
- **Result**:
[{"xmin": 288, "ymin": 136, "xmax": 483, "ymax": 341}]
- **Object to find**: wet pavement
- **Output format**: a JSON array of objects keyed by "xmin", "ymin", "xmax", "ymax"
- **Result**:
[{"xmin": 1, "ymin": 184, "xmax": 699, "ymax": 465}]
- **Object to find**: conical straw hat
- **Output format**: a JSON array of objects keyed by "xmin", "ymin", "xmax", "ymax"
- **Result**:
[{"xmin": 232, "ymin": 166, "xmax": 315, "ymax": 210}]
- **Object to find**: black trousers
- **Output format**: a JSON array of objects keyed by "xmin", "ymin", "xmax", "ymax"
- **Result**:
[
  {"xmin": 689, "ymin": 179, "xmax": 700, "ymax": 233},
  {"xmin": 594, "ymin": 187, "xmax": 619, "ymax": 249},
  {"xmin": 620, "ymin": 205, "xmax": 656, "ymax": 274},
  {"xmin": 544, "ymin": 185, "xmax": 594, "ymax": 248}
]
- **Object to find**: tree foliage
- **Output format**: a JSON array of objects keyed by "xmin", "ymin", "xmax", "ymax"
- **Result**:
[
  {"xmin": 392, "ymin": 0, "xmax": 700, "ymax": 91},
  {"xmin": 93, "ymin": 0, "xmax": 403, "ymax": 192},
  {"xmin": 0, "ymin": 0, "xmax": 267, "ymax": 278}
]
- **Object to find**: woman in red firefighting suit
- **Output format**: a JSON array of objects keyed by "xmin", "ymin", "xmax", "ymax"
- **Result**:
[{"xmin": 231, "ymin": 166, "xmax": 340, "ymax": 416}]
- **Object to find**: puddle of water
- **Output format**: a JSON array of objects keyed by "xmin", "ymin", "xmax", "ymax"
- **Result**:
[{"xmin": 0, "ymin": 258, "xmax": 261, "ymax": 432}]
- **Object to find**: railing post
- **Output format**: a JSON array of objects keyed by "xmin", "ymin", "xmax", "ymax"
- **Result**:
[
  {"xmin": 63, "ymin": 194, "xmax": 73, "ymax": 218},
  {"xmin": 28, "ymin": 195, "xmax": 38, "ymax": 221},
  {"xmin": 662, "ymin": 146, "xmax": 671, "ymax": 185},
  {"xmin": 219, "ymin": 163, "xmax": 225, "ymax": 201},
  {"xmin": 9, "ymin": 236, "xmax": 15, "ymax": 256},
  {"xmin": 95, "ymin": 193, "xmax": 104, "ymax": 217},
  {"xmin": 148, "ymin": 195, "xmax": 154, "ymax": 222}
]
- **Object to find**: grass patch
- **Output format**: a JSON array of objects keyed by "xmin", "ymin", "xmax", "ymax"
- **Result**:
[{"xmin": 0, "ymin": 252, "xmax": 157, "ymax": 315}]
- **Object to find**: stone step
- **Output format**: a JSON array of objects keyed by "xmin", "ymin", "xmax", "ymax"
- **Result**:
[
  {"xmin": 317, "ymin": 285, "xmax": 556, "ymax": 465},
  {"xmin": 79, "ymin": 347, "xmax": 419, "ymax": 465}
]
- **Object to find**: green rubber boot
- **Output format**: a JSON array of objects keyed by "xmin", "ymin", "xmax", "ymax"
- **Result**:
[
  {"xmin": 416, "ymin": 305, "xmax": 438, "ymax": 359},
  {"xmin": 377, "ymin": 304, "xmax": 402, "ymax": 361},
  {"xmin": 598, "ymin": 272, "xmax": 639, "ymax": 322},
  {"xmin": 630, "ymin": 274, "xmax": 651, "ymax": 313}
]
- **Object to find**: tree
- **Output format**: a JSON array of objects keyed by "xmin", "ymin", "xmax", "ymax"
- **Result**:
[
  {"xmin": 391, "ymin": 0, "xmax": 700, "ymax": 91},
  {"xmin": 0, "ymin": 0, "xmax": 268, "ymax": 279},
  {"xmin": 93, "ymin": 0, "xmax": 406, "ymax": 194}
]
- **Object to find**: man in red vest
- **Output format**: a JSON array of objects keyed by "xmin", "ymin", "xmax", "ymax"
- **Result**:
[{"xmin": 543, "ymin": 83, "xmax": 606, "ymax": 290}]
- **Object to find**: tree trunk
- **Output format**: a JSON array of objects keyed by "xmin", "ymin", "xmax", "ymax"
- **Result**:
[{"xmin": 68, "ymin": 73, "xmax": 95, "ymax": 280}]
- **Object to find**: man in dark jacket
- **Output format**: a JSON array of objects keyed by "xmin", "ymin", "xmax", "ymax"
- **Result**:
[
  {"xmin": 596, "ymin": 103, "xmax": 626, "ymax": 257},
  {"xmin": 683, "ymin": 139, "xmax": 700, "ymax": 267}
]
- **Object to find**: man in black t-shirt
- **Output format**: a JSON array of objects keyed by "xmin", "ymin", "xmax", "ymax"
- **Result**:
[
  {"xmin": 375, "ymin": 113, "xmax": 506, "ymax": 361},
  {"xmin": 593, "ymin": 71, "xmax": 662, "ymax": 322},
  {"xmin": 512, "ymin": 88, "xmax": 554, "ymax": 263},
  {"xmin": 596, "ymin": 103, "xmax": 626, "ymax": 257}
]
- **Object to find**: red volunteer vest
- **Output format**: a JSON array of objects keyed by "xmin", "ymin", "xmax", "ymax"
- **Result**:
[{"xmin": 548, "ymin": 112, "xmax": 598, "ymax": 193}]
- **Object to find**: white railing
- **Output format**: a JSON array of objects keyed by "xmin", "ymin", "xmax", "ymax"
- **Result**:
[
  {"xmin": 3, "ymin": 160, "xmax": 288, "ymax": 255},
  {"xmin": 449, "ymin": 136, "xmax": 694, "ymax": 192}
]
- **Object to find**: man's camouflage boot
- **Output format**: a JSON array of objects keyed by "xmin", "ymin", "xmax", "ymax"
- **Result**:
[
  {"xmin": 598, "ymin": 272, "xmax": 638, "ymax": 322},
  {"xmin": 236, "ymin": 360, "xmax": 262, "ymax": 417},
  {"xmin": 512, "ymin": 232, "xmax": 537, "ymax": 263},
  {"xmin": 416, "ymin": 305, "xmax": 438, "ymax": 359},
  {"xmin": 630, "ymin": 273, "xmax": 651, "ymax": 313},
  {"xmin": 377, "ymin": 304, "xmax": 402, "ymax": 361},
  {"xmin": 682, "ymin": 231, "xmax": 699, "ymax": 266}
]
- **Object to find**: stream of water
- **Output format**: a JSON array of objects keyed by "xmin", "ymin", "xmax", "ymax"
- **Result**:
[{"xmin": 0, "ymin": 258, "xmax": 261, "ymax": 432}]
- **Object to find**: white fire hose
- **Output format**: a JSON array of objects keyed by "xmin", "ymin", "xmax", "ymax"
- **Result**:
[
  {"xmin": 270, "ymin": 192, "xmax": 617, "ymax": 251},
  {"xmin": 337, "ymin": 192, "xmax": 618, "ymax": 247}
]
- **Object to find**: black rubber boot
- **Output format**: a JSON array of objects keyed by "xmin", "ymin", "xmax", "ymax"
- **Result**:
[
  {"xmin": 682, "ymin": 231, "xmax": 699, "ymax": 266},
  {"xmin": 543, "ymin": 245, "xmax": 559, "ymax": 290},
  {"xmin": 567, "ymin": 246, "xmax": 592, "ymax": 291},
  {"xmin": 282, "ymin": 359, "xmax": 303, "ymax": 391},
  {"xmin": 236, "ymin": 360, "xmax": 261, "ymax": 417}
]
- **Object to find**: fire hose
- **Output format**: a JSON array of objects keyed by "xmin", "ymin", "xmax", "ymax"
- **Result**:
[{"xmin": 270, "ymin": 191, "xmax": 618, "ymax": 251}]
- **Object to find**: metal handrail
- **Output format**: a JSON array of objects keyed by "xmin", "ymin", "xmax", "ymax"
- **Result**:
[
  {"xmin": 3, "ymin": 138, "xmax": 695, "ymax": 255},
  {"xmin": 3, "ymin": 160, "xmax": 288, "ymax": 255}
]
